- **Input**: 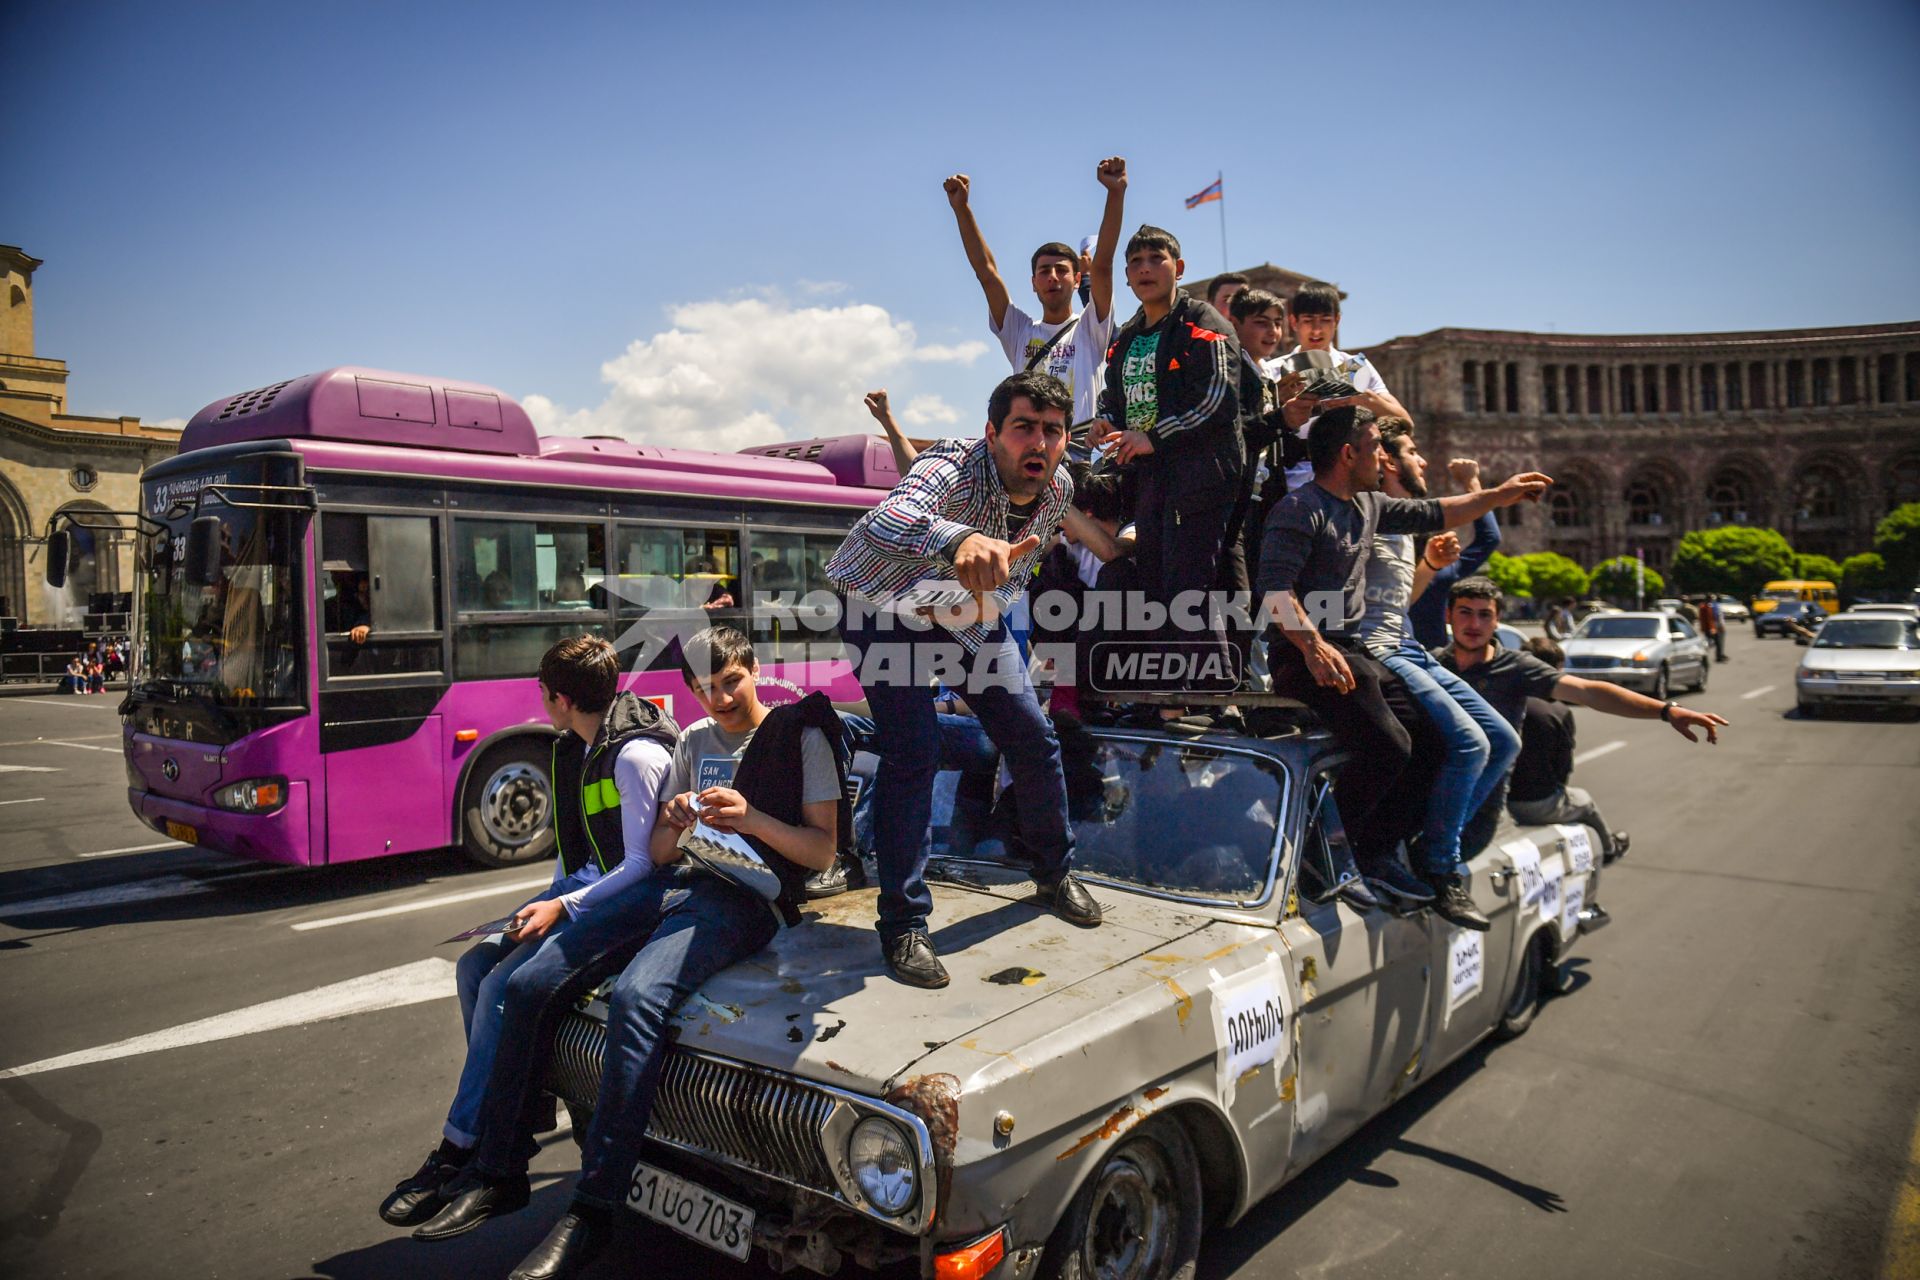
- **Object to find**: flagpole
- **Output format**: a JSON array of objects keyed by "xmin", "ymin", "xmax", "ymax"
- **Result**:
[{"xmin": 1216, "ymin": 171, "xmax": 1228, "ymax": 272}]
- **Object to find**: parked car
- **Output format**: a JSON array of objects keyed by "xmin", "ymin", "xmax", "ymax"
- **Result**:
[
  {"xmin": 538, "ymin": 723, "xmax": 1607, "ymax": 1279},
  {"xmin": 1713, "ymin": 595, "xmax": 1750, "ymax": 622},
  {"xmin": 1562, "ymin": 610, "xmax": 1711, "ymax": 698},
  {"xmin": 1795, "ymin": 614, "xmax": 1920, "ymax": 716},
  {"xmin": 1755, "ymin": 599, "xmax": 1827, "ymax": 640},
  {"xmin": 1843, "ymin": 603, "xmax": 1920, "ymax": 621},
  {"xmin": 1653, "ymin": 597, "xmax": 1683, "ymax": 614}
]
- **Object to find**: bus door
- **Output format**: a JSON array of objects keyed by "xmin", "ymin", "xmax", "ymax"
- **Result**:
[{"xmin": 320, "ymin": 511, "xmax": 449, "ymax": 862}]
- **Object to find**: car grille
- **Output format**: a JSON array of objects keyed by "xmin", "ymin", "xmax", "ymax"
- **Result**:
[
  {"xmin": 548, "ymin": 1009, "xmax": 841, "ymax": 1194},
  {"xmin": 1566, "ymin": 655, "xmax": 1613, "ymax": 669}
]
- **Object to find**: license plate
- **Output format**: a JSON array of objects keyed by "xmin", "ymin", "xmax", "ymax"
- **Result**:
[
  {"xmin": 626, "ymin": 1159, "xmax": 754, "ymax": 1261},
  {"xmin": 165, "ymin": 820, "xmax": 198, "ymax": 844}
]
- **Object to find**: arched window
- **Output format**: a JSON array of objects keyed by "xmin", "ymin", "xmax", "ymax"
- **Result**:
[
  {"xmin": 1888, "ymin": 456, "xmax": 1920, "ymax": 512},
  {"xmin": 1707, "ymin": 470, "xmax": 1753, "ymax": 525},
  {"xmin": 1624, "ymin": 472, "xmax": 1672, "ymax": 526},
  {"xmin": 1549, "ymin": 485, "xmax": 1590, "ymax": 528},
  {"xmin": 1795, "ymin": 467, "xmax": 1844, "ymax": 522}
]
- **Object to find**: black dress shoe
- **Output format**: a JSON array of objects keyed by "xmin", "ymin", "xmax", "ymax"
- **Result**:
[
  {"xmin": 1035, "ymin": 873, "xmax": 1102, "ymax": 927},
  {"xmin": 1335, "ymin": 876, "xmax": 1382, "ymax": 912},
  {"xmin": 883, "ymin": 932, "xmax": 949, "ymax": 989},
  {"xmin": 411, "ymin": 1170, "xmax": 530, "ymax": 1241},
  {"xmin": 1428, "ymin": 875, "xmax": 1491, "ymax": 931},
  {"xmin": 804, "ymin": 850, "xmax": 867, "ymax": 899},
  {"xmin": 379, "ymin": 1143, "xmax": 470, "ymax": 1225},
  {"xmin": 510, "ymin": 1211, "xmax": 608, "ymax": 1280},
  {"xmin": 1364, "ymin": 858, "xmax": 1437, "ymax": 905}
]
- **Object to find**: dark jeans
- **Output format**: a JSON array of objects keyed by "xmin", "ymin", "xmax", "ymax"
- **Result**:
[
  {"xmin": 1710, "ymin": 629, "xmax": 1727, "ymax": 662},
  {"xmin": 841, "ymin": 711, "xmax": 1000, "ymax": 859},
  {"xmin": 1133, "ymin": 467, "xmax": 1237, "ymax": 693},
  {"xmin": 840, "ymin": 608, "xmax": 1073, "ymax": 942},
  {"xmin": 470, "ymin": 866, "xmax": 775, "ymax": 1192},
  {"xmin": 1269, "ymin": 634, "xmax": 1445, "ymax": 868}
]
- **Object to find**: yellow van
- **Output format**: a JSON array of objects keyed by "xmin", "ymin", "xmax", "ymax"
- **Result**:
[{"xmin": 1751, "ymin": 579, "xmax": 1840, "ymax": 616}]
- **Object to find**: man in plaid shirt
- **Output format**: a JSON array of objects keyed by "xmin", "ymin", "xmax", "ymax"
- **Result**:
[{"xmin": 827, "ymin": 370, "xmax": 1104, "ymax": 988}]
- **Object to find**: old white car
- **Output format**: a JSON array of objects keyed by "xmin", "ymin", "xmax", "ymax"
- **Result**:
[
  {"xmin": 1561, "ymin": 610, "xmax": 1711, "ymax": 699},
  {"xmin": 1795, "ymin": 613, "xmax": 1920, "ymax": 715},
  {"xmin": 540, "ymin": 718, "xmax": 1608, "ymax": 1279}
]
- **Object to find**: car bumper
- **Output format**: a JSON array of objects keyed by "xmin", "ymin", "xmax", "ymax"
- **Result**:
[
  {"xmin": 1567, "ymin": 666, "xmax": 1662, "ymax": 692},
  {"xmin": 1795, "ymin": 677, "xmax": 1920, "ymax": 707},
  {"xmin": 127, "ymin": 785, "xmax": 315, "ymax": 865}
]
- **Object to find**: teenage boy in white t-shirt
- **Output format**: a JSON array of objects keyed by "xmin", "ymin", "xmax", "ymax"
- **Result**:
[
  {"xmin": 1273, "ymin": 279, "xmax": 1412, "ymax": 494},
  {"xmin": 943, "ymin": 158, "xmax": 1128, "ymax": 425}
]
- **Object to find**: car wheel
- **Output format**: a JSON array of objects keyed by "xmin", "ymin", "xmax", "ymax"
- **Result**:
[
  {"xmin": 1693, "ymin": 658, "xmax": 1709, "ymax": 693},
  {"xmin": 1045, "ymin": 1114, "xmax": 1203, "ymax": 1280},
  {"xmin": 459, "ymin": 737, "xmax": 558, "ymax": 868},
  {"xmin": 1798, "ymin": 701, "xmax": 1818, "ymax": 719},
  {"xmin": 1496, "ymin": 932, "xmax": 1548, "ymax": 1040},
  {"xmin": 1651, "ymin": 664, "xmax": 1670, "ymax": 701}
]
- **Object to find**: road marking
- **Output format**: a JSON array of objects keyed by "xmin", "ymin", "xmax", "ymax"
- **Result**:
[
  {"xmin": 290, "ymin": 877, "xmax": 550, "ymax": 932},
  {"xmin": 1573, "ymin": 740, "xmax": 1628, "ymax": 765},
  {"xmin": 0, "ymin": 763, "xmax": 60, "ymax": 773},
  {"xmin": 76, "ymin": 840, "xmax": 190, "ymax": 859},
  {"xmin": 41, "ymin": 739, "xmax": 118, "ymax": 752},
  {"xmin": 2, "ymin": 868, "xmax": 280, "ymax": 916},
  {"xmin": 1740, "ymin": 685, "xmax": 1777, "ymax": 700},
  {"xmin": 0, "ymin": 797, "xmax": 46, "ymax": 807},
  {"xmin": 0, "ymin": 733, "xmax": 118, "ymax": 748},
  {"xmin": 12, "ymin": 698, "xmax": 117, "ymax": 710},
  {"xmin": 0, "ymin": 958, "xmax": 457, "ymax": 1079}
]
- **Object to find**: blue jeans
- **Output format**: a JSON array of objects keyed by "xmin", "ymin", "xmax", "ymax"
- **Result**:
[
  {"xmin": 840, "ymin": 711, "xmax": 1001, "ymax": 859},
  {"xmin": 446, "ymin": 919, "xmax": 569, "ymax": 1147},
  {"xmin": 1379, "ymin": 643, "xmax": 1520, "ymax": 874},
  {"xmin": 840, "ymin": 607, "xmax": 1074, "ymax": 942}
]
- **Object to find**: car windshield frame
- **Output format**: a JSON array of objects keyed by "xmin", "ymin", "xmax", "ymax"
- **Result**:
[
  {"xmin": 1574, "ymin": 616, "xmax": 1662, "ymax": 640},
  {"xmin": 1812, "ymin": 618, "xmax": 1918, "ymax": 650}
]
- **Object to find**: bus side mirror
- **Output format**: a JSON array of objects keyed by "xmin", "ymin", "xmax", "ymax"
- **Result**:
[
  {"xmin": 44, "ymin": 529, "xmax": 70, "ymax": 589},
  {"xmin": 185, "ymin": 516, "xmax": 224, "ymax": 586}
]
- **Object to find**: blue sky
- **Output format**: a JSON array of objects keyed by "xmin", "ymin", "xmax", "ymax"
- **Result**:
[{"xmin": 7, "ymin": 0, "xmax": 1917, "ymax": 445}]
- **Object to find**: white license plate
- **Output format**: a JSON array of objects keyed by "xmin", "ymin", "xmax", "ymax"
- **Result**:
[{"xmin": 626, "ymin": 1159, "xmax": 754, "ymax": 1261}]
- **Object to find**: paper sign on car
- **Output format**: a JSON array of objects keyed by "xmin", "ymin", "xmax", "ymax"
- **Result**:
[
  {"xmin": 1561, "ymin": 876, "xmax": 1586, "ymax": 940},
  {"xmin": 1501, "ymin": 839, "xmax": 1545, "ymax": 907},
  {"xmin": 1558, "ymin": 825, "xmax": 1595, "ymax": 874},
  {"xmin": 1539, "ymin": 863, "xmax": 1563, "ymax": 922},
  {"xmin": 1210, "ymin": 957, "xmax": 1287, "ymax": 1105},
  {"xmin": 1447, "ymin": 929, "xmax": 1485, "ymax": 1014}
]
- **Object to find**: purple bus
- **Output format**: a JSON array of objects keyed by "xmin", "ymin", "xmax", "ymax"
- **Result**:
[{"xmin": 117, "ymin": 367, "xmax": 899, "ymax": 868}]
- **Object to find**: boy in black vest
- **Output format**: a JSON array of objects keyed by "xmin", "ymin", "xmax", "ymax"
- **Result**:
[
  {"xmin": 415, "ymin": 626, "xmax": 847, "ymax": 1280},
  {"xmin": 378, "ymin": 635, "xmax": 677, "ymax": 1228}
]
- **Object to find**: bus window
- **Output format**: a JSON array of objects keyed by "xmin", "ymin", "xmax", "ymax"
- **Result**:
[
  {"xmin": 320, "ymin": 512, "xmax": 443, "ymax": 677},
  {"xmin": 603, "ymin": 525, "xmax": 744, "ymax": 672},
  {"xmin": 454, "ymin": 619, "xmax": 612, "ymax": 679},
  {"xmin": 749, "ymin": 530, "xmax": 846, "ymax": 664},
  {"xmin": 453, "ymin": 519, "xmax": 606, "ymax": 614}
]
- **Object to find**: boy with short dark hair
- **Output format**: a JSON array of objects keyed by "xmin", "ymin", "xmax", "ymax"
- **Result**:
[
  {"xmin": 1093, "ymin": 224, "xmax": 1244, "ymax": 709},
  {"xmin": 1273, "ymin": 279, "xmax": 1411, "ymax": 495},
  {"xmin": 378, "ymin": 635, "xmax": 677, "ymax": 1230},
  {"xmin": 1206, "ymin": 271, "xmax": 1250, "ymax": 316},
  {"xmin": 412, "ymin": 627, "xmax": 847, "ymax": 1279}
]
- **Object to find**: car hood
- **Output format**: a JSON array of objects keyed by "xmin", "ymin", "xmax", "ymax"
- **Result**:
[
  {"xmin": 1565, "ymin": 637, "xmax": 1659, "ymax": 659},
  {"xmin": 1801, "ymin": 649, "xmax": 1920, "ymax": 673},
  {"xmin": 624, "ymin": 880, "xmax": 1214, "ymax": 1098}
]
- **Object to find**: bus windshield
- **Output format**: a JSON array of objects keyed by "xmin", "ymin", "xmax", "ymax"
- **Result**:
[{"xmin": 138, "ymin": 481, "xmax": 307, "ymax": 710}]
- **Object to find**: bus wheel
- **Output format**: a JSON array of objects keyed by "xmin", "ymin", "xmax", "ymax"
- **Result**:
[{"xmin": 461, "ymin": 739, "xmax": 556, "ymax": 868}]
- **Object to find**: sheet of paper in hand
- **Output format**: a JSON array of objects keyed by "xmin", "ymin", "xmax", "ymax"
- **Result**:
[
  {"xmin": 443, "ymin": 915, "xmax": 519, "ymax": 945},
  {"xmin": 882, "ymin": 580, "xmax": 1001, "ymax": 631},
  {"xmin": 678, "ymin": 820, "xmax": 783, "ymax": 902}
]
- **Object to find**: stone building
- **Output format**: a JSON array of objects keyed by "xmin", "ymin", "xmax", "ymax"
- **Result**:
[
  {"xmin": 0, "ymin": 245, "xmax": 181, "ymax": 626},
  {"xmin": 1362, "ymin": 322, "xmax": 1920, "ymax": 571}
]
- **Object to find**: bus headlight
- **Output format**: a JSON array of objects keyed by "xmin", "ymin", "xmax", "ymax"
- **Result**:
[
  {"xmin": 848, "ymin": 1116, "xmax": 916, "ymax": 1215},
  {"xmin": 214, "ymin": 777, "xmax": 287, "ymax": 813}
]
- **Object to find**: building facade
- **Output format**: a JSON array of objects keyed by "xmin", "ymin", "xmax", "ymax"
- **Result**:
[
  {"xmin": 1362, "ymin": 322, "xmax": 1920, "ymax": 572},
  {"xmin": 1, "ymin": 245, "xmax": 181, "ymax": 626}
]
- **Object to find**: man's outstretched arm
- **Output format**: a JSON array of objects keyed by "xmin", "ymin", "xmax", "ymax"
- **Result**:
[
  {"xmin": 1554, "ymin": 674, "xmax": 1728, "ymax": 743},
  {"xmin": 944, "ymin": 174, "xmax": 1012, "ymax": 330}
]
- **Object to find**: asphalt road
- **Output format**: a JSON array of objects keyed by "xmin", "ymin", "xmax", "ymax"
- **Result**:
[{"xmin": 1, "ymin": 629, "xmax": 1916, "ymax": 1280}]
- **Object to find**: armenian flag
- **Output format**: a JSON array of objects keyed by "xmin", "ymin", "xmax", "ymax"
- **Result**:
[{"xmin": 1185, "ymin": 177, "xmax": 1223, "ymax": 209}]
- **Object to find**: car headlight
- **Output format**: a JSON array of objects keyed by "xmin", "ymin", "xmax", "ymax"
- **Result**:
[
  {"xmin": 1795, "ymin": 666, "xmax": 1814, "ymax": 681},
  {"xmin": 848, "ymin": 1115, "xmax": 916, "ymax": 1215},
  {"xmin": 1630, "ymin": 650, "xmax": 1649, "ymax": 666},
  {"xmin": 213, "ymin": 776, "xmax": 287, "ymax": 813}
]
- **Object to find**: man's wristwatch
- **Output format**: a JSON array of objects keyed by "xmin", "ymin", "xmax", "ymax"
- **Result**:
[{"xmin": 1660, "ymin": 701, "xmax": 1676, "ymax": 722}]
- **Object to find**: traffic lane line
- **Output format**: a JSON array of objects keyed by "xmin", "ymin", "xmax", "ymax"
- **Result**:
[
  {"xmin": 39, "ymin": 739, "xmax": 118, "ymax": 752},
  {"xmin": 0, "ymin": 797, "xmax": 46, "ymax": 806},
  {"xmin": 1573, "ymin": 740, "xmax": 1628, "ymax": 766},
  {"xmin": 0, "ymin": 732, "xmax": 119, "ymax": 748},
  {"xmin": 290, "ymin": 876, "xmax": 550, "ymax": 932},
  {"xmin": 76, "ymin": 840, "xmax": 189, "ymax": 859},
  {"xmin": 1741, "ymin": 685, "xmax": 1778, "ymax": 700},
  {"xmin": 1, "ymin": 867, "xmax": 286, "ymax": 918},
  {"xmin": 9, "ymin": 698, "xmax": 118, "ymax": 710}
]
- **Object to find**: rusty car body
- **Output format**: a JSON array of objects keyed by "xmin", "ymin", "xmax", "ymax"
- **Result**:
[{"xmin": 541, "ymin": 719, "xmax": 1609, "ymax": 1278}]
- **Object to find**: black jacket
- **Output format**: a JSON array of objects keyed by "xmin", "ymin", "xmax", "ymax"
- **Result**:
[
  {"xmin": 1509, "ymin": 696, "xmax": 1576, "ymax": 804},
  {"xmin": 1099, "ymin": 291, "xmax": 1244, "ymax": 506},
  {"xmin": 550, "ymin": 691, "xmax": 680, "ymax": 880},
  {"xmin": 732, "ymin": 692, "xmax": 851, "ymax": 926}
]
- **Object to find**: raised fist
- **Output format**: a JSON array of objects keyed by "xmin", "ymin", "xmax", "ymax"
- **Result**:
[
  {"xmin": 1448, "ymin": 457, "xmax": 1481, "ymax": 490},
  {"xmin": 943, "ymin": 174, "xmax": 971, "ymax": 207},
  {"xmin": 1097, "ymin": 156, "xmax": 1128, "ymax": 190}
]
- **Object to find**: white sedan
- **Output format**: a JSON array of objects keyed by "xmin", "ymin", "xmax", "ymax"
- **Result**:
[
  {"xmin": 1561, "ymin": 611, "xmax": 1712, "ymax": 700},
  {"xmin": 1795, "ymin": 614, "xmax": 1920, "ymax": 716}
]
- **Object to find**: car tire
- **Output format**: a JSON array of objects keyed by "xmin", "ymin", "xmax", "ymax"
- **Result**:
[
  {"xmin": 1651, "ymin": 664, "xmax": 1670, "ymax": 701},
  {"xmin": 1496, "ymin": 932, "xmax": 1548, "ymax": 1040},
  {"xmin": 459, "ymin": 737, "xmax": 559, "ymax": 868},
  {"xmin": 1693, "ymin": 658, "xmax": 1709, "ymax": 693},
  {"xmin": 1798, "ymin": 701, "xmax": 1818, "ymax": 719},
  {"xmin": 1045, "ymin": 1114, "xmax": 1203, "ymax": 1280}
]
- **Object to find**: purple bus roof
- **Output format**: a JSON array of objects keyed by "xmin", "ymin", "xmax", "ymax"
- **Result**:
[{"xmin": 176, "ymin": 366, "xmax": 904, "ymax": 500}]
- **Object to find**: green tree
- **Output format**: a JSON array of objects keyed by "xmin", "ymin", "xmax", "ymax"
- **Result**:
[
  {"xmin": 1589, "ymin": 556, "xmax": 1665, "ymax": 603},
  {"xmin": 1481, "ymin": 552, "xmax": 1532, "ymax": 601},
  {"xmin": 1517, "ymin": 551, "xmax": 1589, "ymax": 601},
  {"xmin": 1873, "ymin": 502, "xmax": 1920, "ymax": 591},
  {"xmin": 1840, "ymin": 551, "xmax": 1886, "ymax": 604},
  {"xmin": 1669, "ymin": 525, "xmax": 1797, "ymax": 598},
  {"xmin": 1793, "ymin": 553, "xmax": 1842, "ymax": 585}
]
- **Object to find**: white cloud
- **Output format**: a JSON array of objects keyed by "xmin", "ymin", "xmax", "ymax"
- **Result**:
[
  {"xmin": 898, "ymin": 394, "xmax": 962, "ymax": 427},
  {"xmin": 523, "ymin": 296, "xmax": 987, "ymax": 452},
  {"xmin": 148, "ymin": 417, "xmax": 188, "ymax": 431}
]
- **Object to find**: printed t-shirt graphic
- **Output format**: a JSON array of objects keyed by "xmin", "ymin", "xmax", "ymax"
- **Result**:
[
  {"xmin": 992, "ymin": 301, "xmax": 1115, "ymax": 425},
  {"xmin": 1121, "ymin": 330, "xmax": 1162, "ymax": 432}
]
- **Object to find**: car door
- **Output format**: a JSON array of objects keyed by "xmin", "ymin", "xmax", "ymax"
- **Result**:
[
  {"xmin": 1667, "ymin": 617, "xmax": 1706, "ymax": 681},
  {"xmin": 1422, "ymin": 829, "xmax": 1525, "ymax": 1069},
  {"xmin": 1278, "ymin": 771, "xmax": 1433, "ymax": 1174}
]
